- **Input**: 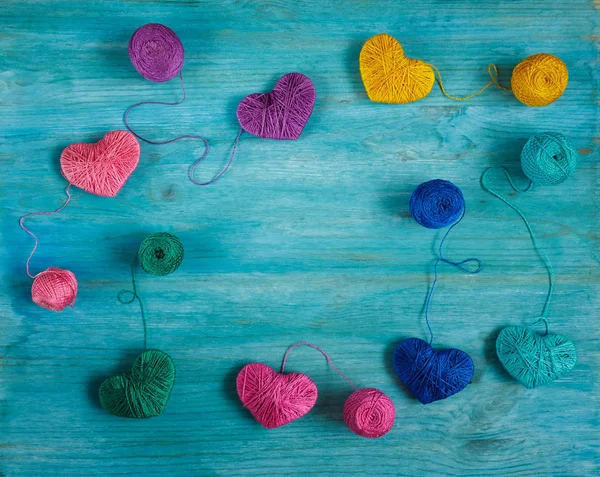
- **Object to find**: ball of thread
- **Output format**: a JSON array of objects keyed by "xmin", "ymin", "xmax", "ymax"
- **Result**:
[
  {"xmin": 343, "ymin": 388, "xmax": 395, "ymax": 438},
  {"xmin": 128, "ymin": 23, "xmax": 184, "ymax": 82},
  {"xmin": 138, "ymin": 232, "xmax": 184, "ymax": 276},
  {"xmin": 31, "ymin": 267, "xmax": 78, "ymax": 312},
  {"xmin": 409, "ymin": 179, "xmax": 465, "ymax": 229},
  {"xmin": 511, "ymin": 53, "xmax": 568, "ymax": 107},
  {"xmin": 520, "ymin": 132, "xmax": 577, "ymax": 186}
]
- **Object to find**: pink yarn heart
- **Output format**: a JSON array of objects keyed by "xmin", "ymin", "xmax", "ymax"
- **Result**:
[
  {"xmin": 236, "ymin": 362, "xmax": 318, "ymax": 429},
  {"xmin": 236, "ymin": 73, "xmax": 316, "ymax": 140},
  {"xmin": 60, "ymin": 130, "xmax": 140, "ymax": 197}
]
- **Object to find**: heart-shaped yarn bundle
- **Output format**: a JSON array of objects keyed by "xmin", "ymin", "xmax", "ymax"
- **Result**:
[
  {"xmin": 496, "ymin": 326, "xmax": 577, "ymax": 389},
  {"xmin": 237, "ymin": 73, "xmax": 316, "ymax": 140},
  {"xmin": 31, "ymin": 267, "xmax": 78, "ymax": 312},
  {"xmin": 128, "ymin": 23, "xmax": 184, "ymax": 83},
  {"xmin": 343, "ymin": 388, "xmax": 395, "ymax": 438},
  {"xmin": 360, "ymin": 33, "xmax": 435, "ymax": 104},
  {"xmin": 99, "ymin": 349, "xmax": 176, "ymax": 418},
  {"xmin": 138, "ymin": 232, "xmax": 184, "ymax": 276},
  {"xmin": 511, "ymin": 53, "xmax": 568, "ymax": 107},
  {"xmin": 393, "ymin": 338, "xmax": 474, "ymax": 404},
  {"xmin": 521, "ymin": 132, "xmax": 577, "ymax": 186},
  {"xmin": 237, "ymin": 363, "xmax": 318, "ymax": 429},
  {"xmin": 60, "ymin": 130, "xmax": 140, "ymax": 198},
  {"xmin": 409, "ymin": 179, "xmax": 465, "ymax": 229}
]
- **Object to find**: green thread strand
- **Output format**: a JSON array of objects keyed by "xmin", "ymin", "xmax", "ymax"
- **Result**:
[
  {"xmin": 481, "ymin": 167, "xmax": 555, "ymax": 332},
  {"xmin": 118, "ymin": 256, "xmax": 148, "ymax": 350}
]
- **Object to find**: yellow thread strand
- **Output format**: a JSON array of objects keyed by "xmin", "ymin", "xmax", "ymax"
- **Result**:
[{"xmin": 430, "ymin": 63, "xmax": 510, "ymax": 101}]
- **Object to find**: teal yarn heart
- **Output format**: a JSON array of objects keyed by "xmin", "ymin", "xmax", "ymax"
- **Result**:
[
  {"xmin": 496, "ymin": 326, "xmax": 576, "ymax": 388},
  {"xmin": 99, "ymin": 349, "xmax": 175, "ymax": 418}
]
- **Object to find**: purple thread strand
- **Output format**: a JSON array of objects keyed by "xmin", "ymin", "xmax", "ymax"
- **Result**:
[{"xmin": 124, "ymin": 72, "xmax": 239, "ymax": 186}]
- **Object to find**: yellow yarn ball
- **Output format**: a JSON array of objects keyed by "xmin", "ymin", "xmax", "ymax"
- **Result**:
[{"xmin": 511, "ymin": 53, "xmax": 568, "ymax": 107}]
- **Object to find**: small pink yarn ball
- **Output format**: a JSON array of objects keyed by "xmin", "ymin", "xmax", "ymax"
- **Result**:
[
  {"xmin": 32, "ymin": 267, "xmax": 78, "ymax": 312},
  {"xmin": 343, "ymin": 388, "xmax": 395, "ymax": 438}
]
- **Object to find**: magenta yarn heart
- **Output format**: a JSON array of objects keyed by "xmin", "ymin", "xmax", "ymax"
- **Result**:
[
  {"xmin": 236, "ymin": 73, "xmax": 316, "ymax": 140},
  {"xmin": 60, "ymin": 130, "xmax": 140, "ymax": 198},
  {"xmin": 236, "ymin": 362, "xmax": 318, "ymax": 429}
]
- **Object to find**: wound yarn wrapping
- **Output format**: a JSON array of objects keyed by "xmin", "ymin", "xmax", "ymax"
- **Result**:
[
  {"xmin": 343, "ymin": 388, "xmax": 395, "ymax": 438},
  {"xmin": 138, "ymin": 232, "xmax": 184, "ymax": 276},
  {"xmin": 128, "ymin": 23, "xmax": 184, "ymax": 83},
  {"xmin": 511, "ymin": 54, "xmax": 568, "ymax": 107},
  {"xmin": 31, "ymin": 267, "xmax": 78, "ymax": 312},
  {"xmin": 521, "ymin": 132, "xmax": 577, "ymax": 186},
  {"xmin": 409, "ymin": 179, "xmax": 465, "ymax": 229}
]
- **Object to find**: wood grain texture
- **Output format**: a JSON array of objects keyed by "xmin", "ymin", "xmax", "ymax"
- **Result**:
[{"xmin": 1, "ymin": 1, "xmax": 599, "ymax": 476}]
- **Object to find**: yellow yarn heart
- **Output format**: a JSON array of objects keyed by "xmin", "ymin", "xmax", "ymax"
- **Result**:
[{"xmin": 360, "ymin": 33, "xmax": 435, "ymax": 104}]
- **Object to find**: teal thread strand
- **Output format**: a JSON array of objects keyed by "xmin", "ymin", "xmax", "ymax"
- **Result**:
[{"xmin": 481, "ymin": 167, "xmax": 554, "ymax": 332}]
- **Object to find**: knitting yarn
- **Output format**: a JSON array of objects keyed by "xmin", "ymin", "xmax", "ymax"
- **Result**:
[
  {"xmin": 521, "ymin": 132, "xmax": 577, "ymax": 186},
  {"xmin": 237, "ymin": 73, "xmax": 316, "ymax": 140},
  {"xmin": 237, "ymin": 362, "xmax": 318, "ymax": 429},
  {"xmin": 99, "ymin": 349, "xmax": 176, "ymax": 418},
  {"xmin": 360, "ymin": 34, "xmax": 567, "ymax": 106},
  {"xmin": 343, "ymin": 388, "xmax": 395, "ymax": 438},
  {"xmin": 496, "ymin": 326, "xmax": 576, "ymax": 388},
  {"xmin": 393, "ymin": 338, "xmax": 474, "ymax": 404},
  {"xmin": 31, "ymin": 267, "xmax": 78, "ymax": 312},
  {"xmin": 138, "ymin": 232, "xmax": 184, "ymax": 276},
  {"xmin": 409, "ymin": 179, "xmax": 465, "ymax": 229},
  {"xmin": 511, "ymin": 54, "xmax": 568, "ymax": 107},
  {"xmin": 60, "ymin": 130, "xmax": 140, "ymax": 197},
  {"xmin": 481, "ymin": 167, "xmax": 577, "ymax": 387},
  {"xmin": 128, "ymin": 23, "xmax": 184, "ymax": 82},
  {"xmin": 360, "ymin": 33, "xmax": 435, "ymax": 104},
  {"xmin": 237, "ymin": 342, "xmax": 394, "ymax": 437}
]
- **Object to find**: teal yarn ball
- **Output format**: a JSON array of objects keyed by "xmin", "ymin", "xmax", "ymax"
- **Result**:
[
  {"xmin": 138, "ymin": 232, "xmax": 184, "ymax": 276},
  {"xmin": 521, "ymin": 132, "xmax": 577, "ymax": 186}
]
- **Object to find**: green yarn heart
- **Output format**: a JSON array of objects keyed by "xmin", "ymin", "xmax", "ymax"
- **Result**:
[
  {"xmin": 496, "ymin": 326, "xmax": 576, "ymax": 389},
  {"xmin": 99, "ymin": 349, "xmax": 175, "ymax": 418}
]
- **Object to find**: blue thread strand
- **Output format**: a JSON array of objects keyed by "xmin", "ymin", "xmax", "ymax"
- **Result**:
[{"xmin": 424, "ymin": 209, "xmax": 483, "ymax": 344}]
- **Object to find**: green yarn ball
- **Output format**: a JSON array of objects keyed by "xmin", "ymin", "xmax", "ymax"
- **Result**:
[
  {"xmin": 521, "ymin": 132, "xmax": 577, "ymax": 186},
  {"xmin": 138, "ymin": 232, "xmax": 184, "ymax": 276},
  {"xmin": 99, "ymin": 349, "xmax": 176, "ymax": 418}
]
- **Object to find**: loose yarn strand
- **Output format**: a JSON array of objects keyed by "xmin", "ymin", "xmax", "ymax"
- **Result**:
[
  {"xmin": 281, "ymin": 342, "xmax": 358, "ymax": 391},
  {"xmin": 424, "ymin": 210, "xmax": 483, "ymax": 343},
  {"xmin": 189, "ymin": 127, "xmax": 244, "ymax": 186},
  {"xmin": 19, "ymin": 184, "xmax": 72, "ymax": 278},
  {"xmin": 431, "ymin": 64, "xmax": 510, "ymax": 101},
  {"xmin": 481, "ymin": 167, "xmax": 554, "ymax": 330},
  {"xmin": 118, "ymin": 256, "xmax": 148, "ymax": 350},
  {"xmin": 124, "ymin": 72, "xmax": 223, "ymax": 186}
]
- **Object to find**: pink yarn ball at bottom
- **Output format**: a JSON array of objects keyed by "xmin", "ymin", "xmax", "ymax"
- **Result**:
[
  {"xmin": 32, "ymin": 267, "xmax": 78, "ymax": 312},
  {"xmin": 343, "ymin": 388, "xmax": 395, "ymax": 438}
]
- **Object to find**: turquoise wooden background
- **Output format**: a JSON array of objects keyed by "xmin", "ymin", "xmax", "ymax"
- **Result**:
[{"xmin": 1, "ymin": 1, "xmax": 598, "ymax": 475}]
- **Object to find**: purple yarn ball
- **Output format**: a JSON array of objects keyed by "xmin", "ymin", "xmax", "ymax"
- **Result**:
[{"xmin": 128, "ymin": 23, "xmax": 184, "ymax": 82}]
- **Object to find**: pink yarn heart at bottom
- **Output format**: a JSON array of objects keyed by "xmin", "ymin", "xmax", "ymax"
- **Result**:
[
  {"xmin": 60, "ymin": 130, "xmax": 140, "ymax": 197},
  {"xmin": 236, "ymin": 73, "xmax": 316, "ymax": 140},
  {"xmin": 236, "ymin": 362, "xmax": 318, "ymax": 428}
]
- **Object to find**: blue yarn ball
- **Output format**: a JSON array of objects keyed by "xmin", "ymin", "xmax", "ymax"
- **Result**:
[
  {"xmin": 409, "ymin": 179, "xmax": 465, "ymax": 229},
  {"xmin": 521, "ymin": 132, "xmax": 577, "ymax": 186}
]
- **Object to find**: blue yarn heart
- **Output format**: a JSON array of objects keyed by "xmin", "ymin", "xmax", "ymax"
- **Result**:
[{"xmin": 393, "ymin": 338, "xmax": 474, "ymax": 404}]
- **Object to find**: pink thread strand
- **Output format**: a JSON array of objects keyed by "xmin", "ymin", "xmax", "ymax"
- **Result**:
[
  {"xmin": 19, "ymin": 184, "xmax": 72, "ymax": 278},
  {"xmin": 281, "ymin": 341, "xmax": 358, "ymax": 391}
]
